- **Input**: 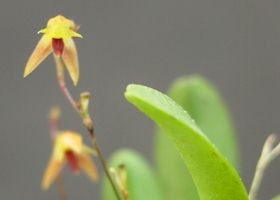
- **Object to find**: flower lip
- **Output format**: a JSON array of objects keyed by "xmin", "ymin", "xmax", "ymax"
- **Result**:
[
  {"xmin": 65, "ymin": 150, "xmax": 80, "ymax": 173},
  {"xmin": 52, "ymin": 38, "xmax": 64, "ymax": 56}
]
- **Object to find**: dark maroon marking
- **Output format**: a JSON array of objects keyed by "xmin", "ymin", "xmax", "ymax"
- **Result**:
[
  {"xmin": 52, "ymin": 38, "xmax": 64, "ymax": 56},
  {"xmin": 65, "ymin": 150, "xmax": 80, "ymax": 173}
]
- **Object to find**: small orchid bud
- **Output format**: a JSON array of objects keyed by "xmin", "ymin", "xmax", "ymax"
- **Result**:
[
  {"xmin": 49, "ymin": 106, "xmax": 61, "ymax": 122},
  {"xmin": 110, "ymin": 164, "xmax": 129, "ymax": 200},
  {"xmin": 79, "ymin": 92, "xmax": 91, "ymax": 118}
]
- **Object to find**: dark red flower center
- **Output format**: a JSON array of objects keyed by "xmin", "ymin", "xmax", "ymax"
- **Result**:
[
  {"xmin": 65, "ymin": 150, "xmax": 80, "ymax": 173},
  {"xmin": 52, "ymin": 38, "xmax": 64, "ymax": 56}
]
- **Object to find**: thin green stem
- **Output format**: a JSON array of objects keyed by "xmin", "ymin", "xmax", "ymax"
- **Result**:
[
  {"xmin": 54, "ymin": 56, "xmax": 122, "ymax": 200},
  {"xmin": 88, "ymin": 125, "xmax": 122, "ymax": 200}
]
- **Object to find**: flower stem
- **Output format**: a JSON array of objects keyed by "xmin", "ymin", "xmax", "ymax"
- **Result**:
[
  {"xmin": 54, "ymin": 56, "xmax": 122, "ymax": 200},
  {"xmin": 54, "ymin": 56, "xmax": 79, "ymax": 113},
  {"xmin": 249, "ymin": 134, "xmax": 280, "ymax": 200},
  {"xmin": 56, "ymin": 174, "xmax": 68, "ymax": 200},
  {"xmin": 49, "ymin": 107, "xmax": 68, "ymax": 200},
  {"xmin": 88, "ymin": 124, "xmax": 122, "ymax": 200}
]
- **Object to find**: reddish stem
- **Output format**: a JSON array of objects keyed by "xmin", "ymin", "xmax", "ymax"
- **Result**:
[
  {"xmin": 48, "ymin": 107, "xmax": 68, "ymax": 200},
  {"xmin": 54, "ymin": 56, "xmax": 122, "ymax": 200}
]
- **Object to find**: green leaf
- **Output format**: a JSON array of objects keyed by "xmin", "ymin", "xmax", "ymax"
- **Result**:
[
  {"xmin": 155, "ymin": 132, "xmax": 199, "ymax": 200},
  {"xmin": 102, "ymin": 149, "xmax": 163, "ymax": 200},
  {"xmin": 154, "ymin": 76, "xmax": 239, "ymax": 200},
  {"xmin": 125, "ymin": 84, "xmax": 248, "ymax": 200},
  {"xmin": 272, "ymin": 195, "xmax": 280, "ymax": 200},
  {"xmin": 169, "ymin": 76, "xmax": 239, "ymax": 168}
]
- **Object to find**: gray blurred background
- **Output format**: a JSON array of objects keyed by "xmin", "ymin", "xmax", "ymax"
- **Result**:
[{"xmin": 0, "ymin": 0, "xmax": 279, "ymax": 199}]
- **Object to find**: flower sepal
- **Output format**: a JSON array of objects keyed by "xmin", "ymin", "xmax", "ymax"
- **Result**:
[{"xmin": 42, "ymin": 131, "xmax": 99, "ymax": 190}]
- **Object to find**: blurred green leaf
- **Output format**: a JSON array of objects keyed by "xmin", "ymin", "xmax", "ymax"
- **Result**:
[
  {"xmin": 169, "ymin": 76, "xmax": 239, "ymax": 168},
  {"xmin": 102, "ymin": 149, "xmax": 163, "ymax": 200},
  {"xmin": 155, "ymin": 76, "xmax": 239, "ymax": 200},
  {"xmin": 125, "ymin": 84, "xmax": 248, "ymax": 200},
  {"xmin": 272, "ymin": 195, "xmax": 280, "ymax": 200}
]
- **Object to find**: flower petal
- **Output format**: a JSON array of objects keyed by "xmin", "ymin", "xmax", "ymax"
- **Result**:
[
  {"xmin": 24, "ymin": 35, "xmax": 52, "ymax": 78},
  {"xmin": 82, "ymin": 145, "xmax": 97, "ymax": 156},
  {"xmin": 70, "ymin": 30, "xmax": 83, "ymax": 38},
  {"xmin": 62, "ymin": 38, "xmax": 79, "ymax": 86},
  {"xmin": 42, "ymin": 157, "xmax": 64, "ymax": 190},
  {"xmin": 78, "ymin": 153, "xmax": 99, "ymax": 182}
]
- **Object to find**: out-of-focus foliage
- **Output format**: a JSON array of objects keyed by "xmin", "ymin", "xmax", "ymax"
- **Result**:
[
  {"xmin": 154, "ymin": 76, "xmax": 239, "ymax": 200},
  {"xmin": 102, "ymin": 149, "xmax": 163, "ymax": 200},
  {"xmin": 125, "ymin": 84, "xmax": 247, "ymax": 200}
]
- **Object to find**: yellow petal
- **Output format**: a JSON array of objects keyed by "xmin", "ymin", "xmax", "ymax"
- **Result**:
[
  {"xmin": 78, "ymin": 153, "xmax": 99, "ymax": 182},
  {"xmin": 38, "ymin": 28, "xmax": 48, "ymax": 34},
  {"xmin": 82, "ymin": 145, "xmax": 97, "ymax": 156},
  {"xmin": 45, "ymin": 15, "xmax": 82, "ymax": 39},
  {"xmin": 62, "ymin": 38, "xmax": 79, "ymax": 86},
  {"xmin": 24, "ymin": 35, "xmax": 52, "ymax": 78},
  {"xmin": 54, "ymin": 132, "xmax": 83, "ymax": 161},
  {"xmin": 70, "ymin": 30, "xmax": 83, "ymax": 38},
  {"xmin": 42, "ymin": 157, "xmax": 64, "ymax": 190}
]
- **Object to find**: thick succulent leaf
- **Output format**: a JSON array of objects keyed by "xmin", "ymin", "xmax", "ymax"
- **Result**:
[
  {"xmin": 155, "ymin": 127, "xmax": 199, "ymax": 200},
  {"xmin": 125, "ymin": 84, "xmax": 248, "ymax": 200},
  {"xmin": 102, "ymin": 149, "xmax": 163, "ymax": 200},
  {"xmin": 155, "ymin": 76, "xmax": 239, "ymax": 200},
  {"xmin": 168, "ymin": 76, "xmax": 239, "ymax": 168}
]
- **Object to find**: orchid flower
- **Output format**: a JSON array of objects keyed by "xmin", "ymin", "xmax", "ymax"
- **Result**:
[
  {"xmin": 42, "ymin": 131, "xmax": 98, "ymax": 190},
  {"xmin": 24, "ymin": 15, "xmax": 82, "ymax": 85}
]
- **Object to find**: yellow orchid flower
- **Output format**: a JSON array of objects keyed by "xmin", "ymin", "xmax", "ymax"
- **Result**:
[
  {"xmin": 24, "ymin": 15, "xmax": 82, "ymax": 85},
  {"xmin": 42, "ymin": 131, "xmax": 98, "ymax": 190}
]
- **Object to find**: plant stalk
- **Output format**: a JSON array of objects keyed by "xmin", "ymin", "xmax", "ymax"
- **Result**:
[
  {"xmin": 49, "ymin": 107, "xmax": 68, "ymax": 200},
  {"xmin": 56, "ymin": 174, "xmax": 68, "ymax": 200},
  {"xmin": 54, "ymin": 56, "xmax": 122, "ymax": 200},
  {"xmin": 249, "ymin": 134, "xmax": 280, "ymax": 200}
]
